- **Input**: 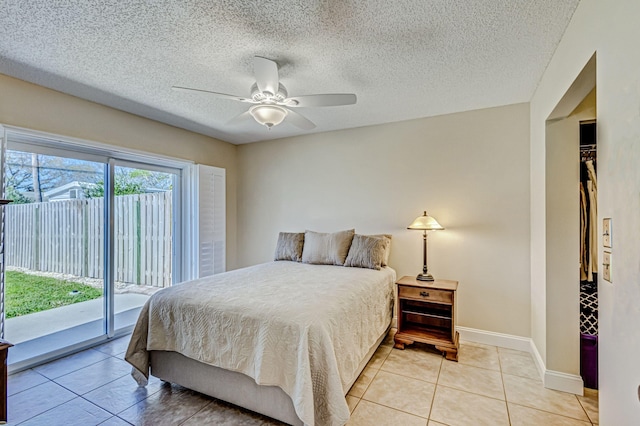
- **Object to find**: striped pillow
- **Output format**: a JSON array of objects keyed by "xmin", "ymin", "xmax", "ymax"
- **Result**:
[
  {"xmin": 343, "ymin": 234, "xmax": 387, "ymax": 270},
  {"xmin": 274, "ymin": 232, "xmax": 305, "ymax": 262},
  {"xmin": 301, "ymin": 229, "xmax": 355, "ymax": 266},
  {"xmin": 368, "ymin": 234, "xmax": 392, "ymax": 266}
]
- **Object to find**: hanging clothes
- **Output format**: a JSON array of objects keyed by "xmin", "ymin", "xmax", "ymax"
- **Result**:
[
  {"xmin": 586, "ymin": 160, "xmax": 598, "ymax": 282},
  {"xmin": 580, "ymin": 182, "xmax": 588, "ymax": 281}
]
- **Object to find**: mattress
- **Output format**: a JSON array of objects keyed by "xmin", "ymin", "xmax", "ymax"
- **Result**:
[{"xmin": 126, "ymin": 261, "xmax": 396, "ymax": 426}]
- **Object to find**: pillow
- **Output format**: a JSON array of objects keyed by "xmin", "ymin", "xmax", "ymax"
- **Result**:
[
  {"xmin": 343, "ymin": 234, "xmax": 387, "ymax": 270},
  {"xmin": 368, "ymin": 234, "xmax": 392, "ymax": 266},
  {"xmin": 274, "ymin": 232, "xmax": 305, "ymax": 262},
  {"xmin": 301, "ymin": 229, "xmax": 355, "ymax": 266}
]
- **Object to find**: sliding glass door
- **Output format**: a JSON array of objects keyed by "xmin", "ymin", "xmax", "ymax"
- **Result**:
[
  {"xmin": 2, "ymin": 133, "xmax": 181, "ymax": 368},
  {"xmin": 111, "ymin": 163, "xmax": 179, "ymax": 331},
  {"xmin": 3, "ymin": 149, "xmax": 107, "ymax": 352}
]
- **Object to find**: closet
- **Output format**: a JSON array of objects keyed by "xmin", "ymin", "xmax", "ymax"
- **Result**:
[{"xmin": 579, "ymin": 120, "xmax": 598, "ymax": 389}]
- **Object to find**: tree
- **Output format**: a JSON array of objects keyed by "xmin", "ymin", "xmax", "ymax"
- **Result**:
[
  {"xmin": 32, "ymin": 153, "xmax": 43, "ymax": 202},
  {"xmin": 84, "ymin": 168, "xmax": 172, "ymax": 198},
  {"xmin": 84, "ymin": 178, "xmax": 143, "ymax": 198},
  {"xmin": 4, "ymin": 150, "xmax": 102, "ymax": 203},
  {"xmin": 4, "ymin": 185, "xmax": 32, "ymax": 204},
  {"xmin": 3, "ymin": 150, "xmax": 173, "ymax": 201},
  {"xmin": 127, "ymin": 169, "xmax": 172, "ymax": 190}
]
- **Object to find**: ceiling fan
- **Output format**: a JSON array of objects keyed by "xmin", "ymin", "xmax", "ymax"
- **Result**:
[{"xmin": 172, "ymin": 56, "xmax": 357, "ymax": 130}]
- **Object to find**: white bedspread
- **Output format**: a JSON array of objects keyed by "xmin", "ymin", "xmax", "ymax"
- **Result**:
[{"xmin": 125, "ymin": 261, "xmax": 395, "ymax": 426}]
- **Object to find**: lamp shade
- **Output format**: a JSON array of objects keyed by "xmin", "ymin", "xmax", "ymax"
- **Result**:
[
  {"xmin": 407, "ymin": 211, "xmax": 444, "ymax": 231},
  {"xmin": 249, "ymin": 105, "xmax": 288, "ymax": 128}
]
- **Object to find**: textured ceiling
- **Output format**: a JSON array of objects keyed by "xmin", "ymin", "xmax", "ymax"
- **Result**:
[{"xmin": 0, "ymin": 1, "xmax": 579, "ymax": 144}]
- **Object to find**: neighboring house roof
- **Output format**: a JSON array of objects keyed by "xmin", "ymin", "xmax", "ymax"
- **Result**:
[{"xmin": 43, "ymin": 181, "xmax": 94, "ymax": 201}]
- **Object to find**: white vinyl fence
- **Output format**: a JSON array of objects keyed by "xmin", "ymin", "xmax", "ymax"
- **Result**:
[{"xmin": 4, "ymin": 192, "xmax": 172, "ymax": 288}]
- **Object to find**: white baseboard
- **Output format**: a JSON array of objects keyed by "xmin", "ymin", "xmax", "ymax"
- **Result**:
[
  {"xmin": 457, "ymin": 326, "xmax": 531, "ymax": 352},
  {"xmin": 544, "ymin": 370, "xmax": 584, "ymax": 395},
  {"xmin": 458, "ymin": 326, "xmax": 583, "ymax": 395},
  {"xmin": 529, "ymin": 339, "xmax": 546, "ymax": 380}
]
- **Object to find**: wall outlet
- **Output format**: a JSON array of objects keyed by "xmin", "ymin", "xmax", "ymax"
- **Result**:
[
  {"xmin": 603, "ymin": 251, "xmax": 612, "ymax": 282},
  {"xmin": 603, "ymin": 218, "xmax": 612, "ymax": 248}
]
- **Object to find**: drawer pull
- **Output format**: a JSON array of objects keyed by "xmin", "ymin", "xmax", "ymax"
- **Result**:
[{"xmin": 420, "ymin": 291, "xmax": 430, "ymax": 297}]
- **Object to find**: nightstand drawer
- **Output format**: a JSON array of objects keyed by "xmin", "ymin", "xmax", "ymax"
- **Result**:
[{"xmin": 398, "ymin": 286, "xmax": 452, "ymax": 304}]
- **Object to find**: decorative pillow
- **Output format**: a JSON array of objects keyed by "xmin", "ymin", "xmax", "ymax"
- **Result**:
[
  {"xmin": 274, "ymin": 232, "xmax": 305, "ymax": 262},
  {"xmin": 343, "ymin": 234, "xmax": 387, "ymax": 270},
  {"xmin": 301, "ymin": 229, "xmax": 355, "ymax": 266},
  {"xmin": 368, "ymin": 234, "xmax": 392, "ymax": 266}
]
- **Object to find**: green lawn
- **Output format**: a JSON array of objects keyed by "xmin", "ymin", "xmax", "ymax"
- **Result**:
[{"xmin": 5, "ymin": 271, "xmax": 102, "ymax": 318}]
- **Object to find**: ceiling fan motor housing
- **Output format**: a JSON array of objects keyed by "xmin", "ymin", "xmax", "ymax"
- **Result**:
[{"xmin": 250, "ymin": 82, "xmax": 289, "ymax": 104}]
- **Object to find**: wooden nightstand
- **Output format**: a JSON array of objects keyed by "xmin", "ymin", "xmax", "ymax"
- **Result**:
[
  {"xmin": 0, "ymin": 339, "xmax": 12, "ymax": 423},
  {"xmin": 393, "ymin": 276, "xmax": 459, "ymax": 361}
]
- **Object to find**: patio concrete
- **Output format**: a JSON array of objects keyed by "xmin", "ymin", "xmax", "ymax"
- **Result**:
[{"xmin": 5, "ymin": 294, "xmax": 150, "ymax": 344}]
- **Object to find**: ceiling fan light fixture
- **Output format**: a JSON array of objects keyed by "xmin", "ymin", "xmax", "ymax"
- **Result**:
[
  {"xmin": 249, "ymin": 105, "xmax": 288, "ymax": 129},
  {"xmin": 176, "ymin": 57, "xmax": 355, "ymax": 131}
]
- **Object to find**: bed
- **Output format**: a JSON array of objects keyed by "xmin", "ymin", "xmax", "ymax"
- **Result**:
[{"xmin": 125, "ymin": 260, "xmax": 396, "ymax": 426}]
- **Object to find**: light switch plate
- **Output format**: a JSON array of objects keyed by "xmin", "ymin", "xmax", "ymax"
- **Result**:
[
  {"xmin": 603, "ymin": 251, "xmax": 612, "ymax": 282},
  {"xmin": 603, "ymin": 218, "xmax": 612, "ymax": 248}
]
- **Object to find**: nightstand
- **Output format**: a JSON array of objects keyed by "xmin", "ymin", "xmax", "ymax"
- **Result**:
[
  {"xmin": 393, "ymin": 276, "xmax": 459, "ymax": 361},
  {"xmin": 0, "ymin": 339, "xmax": 12, "ymax": 423}
]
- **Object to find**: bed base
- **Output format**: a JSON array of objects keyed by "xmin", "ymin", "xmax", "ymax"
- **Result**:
[{"xmin": 149, "ymin": 326, "xmax": 389, "ymax": 425}]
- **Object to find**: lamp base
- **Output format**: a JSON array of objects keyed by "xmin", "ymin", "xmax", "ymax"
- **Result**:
[{"xmin": 416, "ymin": 273, "xmax": 435, "ymax": 282}]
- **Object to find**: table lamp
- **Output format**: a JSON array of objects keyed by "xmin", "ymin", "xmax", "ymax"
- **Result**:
[{"xmin": 408, "ymin": 211, "xmax": 444, "ymax": 281}]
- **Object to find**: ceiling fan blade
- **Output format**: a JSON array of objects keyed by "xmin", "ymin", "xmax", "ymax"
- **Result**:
[
  {"xmin": 226, "ymin": 110, "xmax": 253, "ymax": 125},
  {"xmin": 253, "ymin": 56, "xmax": 279, "ymax": 95},
  {"xmin": 172, "ymin": 86, "xmax": 253, "ymax": 103},
  {"xmin": 285, "ymin": 93, "xmax": 357, "ymax": 108},
  {"xmin": 285, "ymin": 109, "xmax": 316, "ymax": 130}
]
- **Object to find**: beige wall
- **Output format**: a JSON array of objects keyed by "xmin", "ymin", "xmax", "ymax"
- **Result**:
[
  {"xmin": 0, "ymin": 74, "xmax": 239, "ymax": 270},
  {"xmin": 544, "ymin": 89, "xmax": 595, "ymax": 375},
  {"xmin": 531, "ymin": 0, "xmax": 640, "ymax": 422},
  {"xmin": 238, "ymin": 103, "xmax": 531, "ymax": 337}
]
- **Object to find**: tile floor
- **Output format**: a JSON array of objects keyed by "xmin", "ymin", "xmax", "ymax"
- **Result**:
[{"xmin": 7, "ymin": 331, "xmax": 599, "ymax": 425}]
